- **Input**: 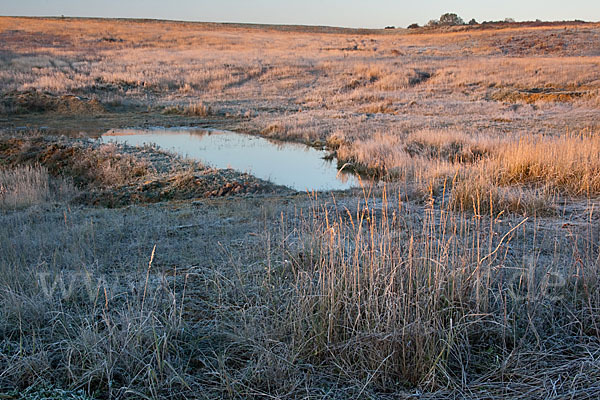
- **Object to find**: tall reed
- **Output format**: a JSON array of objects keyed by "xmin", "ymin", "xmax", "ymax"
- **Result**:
[{"xmin": 260, "ymin": 186, "xmax": 600, "ymax": 392}]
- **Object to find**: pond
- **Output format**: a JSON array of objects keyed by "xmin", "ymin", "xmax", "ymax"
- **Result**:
[{"xmin": 101, "ymin": 127, "xmax": 361, "ymax": 192}]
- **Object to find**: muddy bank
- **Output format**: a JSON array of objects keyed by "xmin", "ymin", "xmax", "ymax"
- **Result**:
[{"xmin": 0, "ymin": 134, "xmax": 293, "ymax": 207}]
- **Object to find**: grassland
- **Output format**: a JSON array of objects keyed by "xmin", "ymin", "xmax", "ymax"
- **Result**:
[{"xmin": 1, "ymin": 16, "xmax": 600, "ymax": 399}]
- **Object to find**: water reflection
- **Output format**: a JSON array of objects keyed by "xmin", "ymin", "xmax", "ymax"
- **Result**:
[{"xmin": 102, "ymin": 127, "xmax": 360, "ymax": 191}]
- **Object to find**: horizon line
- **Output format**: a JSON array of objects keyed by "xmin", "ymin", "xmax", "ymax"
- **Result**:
[{"xmin": 0, "ymin": 14, "xmax": 598, "ymax": 31}]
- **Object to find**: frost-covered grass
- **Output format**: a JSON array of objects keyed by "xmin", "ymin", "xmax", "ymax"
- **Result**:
[{"xmin": 3, "ymin": 385, "xmax": 96, "ymax": 400}]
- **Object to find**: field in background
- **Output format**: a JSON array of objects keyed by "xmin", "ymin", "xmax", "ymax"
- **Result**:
[
  {"xmin": 1, "ymin": 17, "xmax": 600, "ymax": 399},
  {"xmin": 2, "ymin": 17, "xmax": 600, "ymax": 206},
  {"xmin": 2, "ymin": 17, "xmax": 599, "ymax": 142}
]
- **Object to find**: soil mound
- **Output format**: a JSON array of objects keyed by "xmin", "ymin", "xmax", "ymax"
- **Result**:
[
  {"xmin": 0, "ymin": 135, "xmax": 290, "ymax": 207},
  {"xmin": 0, "ymin": 90, "xmax": 105, "ymax": 115}
]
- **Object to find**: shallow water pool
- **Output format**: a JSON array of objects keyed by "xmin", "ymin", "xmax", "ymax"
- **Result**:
[{"xmin": 102, "ymin": 127, "xmax": 360, "ymax": 192}]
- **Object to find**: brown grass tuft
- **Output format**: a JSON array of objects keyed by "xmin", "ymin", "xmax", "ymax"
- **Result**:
[
  {"xmin": 0, "ymin": 164, "xmax": 76, "ymax": 210},
  {"xmin": 493, "ymin": 131, "xmax": 600, "ymax": 195},
  {"xmin": 162, "ymin": 102, "xmax": 213, "ymax": 117}
]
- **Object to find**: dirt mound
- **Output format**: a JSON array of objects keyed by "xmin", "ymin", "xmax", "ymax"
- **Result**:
[
  {"xmin": 0, "ymin": 90, "xmax": 105, "ymax": 115},
  {"xmin": 81, "ymin": 172, "xmax": 276, "ymax": 207},
  {"xmin": 0, "ymin": 135, "xmax": 289, "ymax": 207}
]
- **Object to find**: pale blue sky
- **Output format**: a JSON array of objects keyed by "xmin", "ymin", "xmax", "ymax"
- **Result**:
[{"xmin": 1, "ymin": 0, "xmax": 599, "ymax": 28}]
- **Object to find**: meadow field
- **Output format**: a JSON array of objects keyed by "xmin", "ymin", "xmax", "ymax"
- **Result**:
[{"xmin": 1, "ymin": 17, "xmax": 600, "ymax": 399}]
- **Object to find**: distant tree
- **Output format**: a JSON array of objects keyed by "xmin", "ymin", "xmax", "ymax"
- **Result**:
[
  {"xmin": 407, "ymin": 23, "xmax": 420, "ymax": 29},
  {"xmin": 439, "ymin": 13, "xmax": 464, "ymax": 26},
  {"xmin": 504, "ymin": 17, "xmax": 516, "ymax": 23},
  {"xmin": 468, "ymin": 18, "xmax": 478, "ymax": 25},
  {"xmin": 384, "ymin": 26, "xmax": 396, "ymax": 29},
  {"xmin": 427, "ymin": 19, "xmax": 439, "ymax": 27}
]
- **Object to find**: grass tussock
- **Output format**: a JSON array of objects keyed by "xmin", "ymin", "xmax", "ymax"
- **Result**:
[
  {"xmin": 0, "ymin": 90, "xmax": 105, "ymax": 115},
  {"xmin": 404, "ymin": 129, "xmax": 498, "ymax": 163},
  {"xmin": 162, "ymin": 102, "xmax": 213, "ymax": 117},
  {"xmin": 359, "ymin": 99, "xmax": 396, "ymax": 114},
  {"xmin": 335, "ymin": 132, "xmax": 406, "ymax": 172},
  {"xmin": 452, "ymin": 131, "xmax": 600, "ymax": 213},
  {"xmin": 450, "ymin": 173, "xmax": 556, "ymax": 216},
  {"xmin": 334, "ymin": 131, "xmax": 469, "ymax": 198},
  {"xmin": 335, "ymin": 129, "xmax": 600, "ymax": 214},
  {"xmin": 0, "ymin": 164, "xmax": 76, "ymax": 210},
  {"xmin": 335, "ymin": 130, "xmax": 499, "ymax": 177},
  {"xmin": 493, "ymin": 131, "xmax": 600, "ymax": 195},
  {"xmin": 69, "ymin": 144, "xmax": 150, "ymax": 187}
]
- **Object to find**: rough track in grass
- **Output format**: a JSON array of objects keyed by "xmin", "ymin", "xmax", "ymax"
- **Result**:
[{"xmin": 0, "ymin": 133, "xmax": 294, "ymax": 207}]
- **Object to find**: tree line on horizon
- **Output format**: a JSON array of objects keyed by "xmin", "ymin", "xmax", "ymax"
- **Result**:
[{"xmin": 382, "ymin": 12, "xmax": 582, "ymax": 30}]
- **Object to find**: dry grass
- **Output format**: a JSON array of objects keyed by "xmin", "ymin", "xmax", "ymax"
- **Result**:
[
  {"xmin": 2, "ymin": 185, "xmax": 599, "ymax": 398},
  {"xmin": 0, "ymin": 206, "xmax": 199, "ymax": 398},
  {"xmin": 162, "ymin": 102, "xmax": 213, "ymax": 117},
  {"xmin": 258, "ymin": 190, "xmax": 600, "ymax": 394},
  {"xmin": 493, "ymin": 131, "xmax": 600, "ymax": 195},
  {"xmin": 450, "ymin": 174, "xmax": 556, "ymax": 216},
  {"xmin": 404, "ymin": 129, "xmax": 498, "ymax": 162},
  {"xmin": 2, "ymin": 16, "xmax": 600, "ymax": 399},
  {"xmin": 336, "ymin": 132, "xmax": 411, "ymax": 174},
  {"xmin": 359, "ymin": 99, "xmax": 396, "ymax": 114},
  {"xmin": 0, "ymin": 164, "xmax": 76, "ymax": 210},
  {"xmin": 0, "ymin": 131, "xmax": 598, "ymax": 399},
  {"xmin": 68, "ymin": 143, "xmax": 150, "ymax": 187},
  {"xmin": 450, "ymin": 131, "xmax": 600, "ymax": 214},
  {"xmin": 2, "ymin": 17, "xmax": 600, "ymax": 150},
  {"xmin": 0, "ymin": 190, "xmax": 299, "ymax": 398},
  {"xmin": 0, "ymin": 136, "xmax": 149, "ymax": 188},
  {"xmin": 334, "ymin": 128, "xmax": 600, "ymax": 214},
  {"xmin": 335, "ymin": 129, "xmax": 497, "ymax": 176}
]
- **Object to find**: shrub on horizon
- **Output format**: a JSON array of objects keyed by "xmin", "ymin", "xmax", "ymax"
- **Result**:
[{"xmin": 439, "ymin": 12, "xmax": 465, "ymax": 26}]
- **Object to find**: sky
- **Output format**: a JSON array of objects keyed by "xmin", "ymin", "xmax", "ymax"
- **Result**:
[{"xmin": 1, "ymin": 0, "xmax": 599, "ymax": 29}]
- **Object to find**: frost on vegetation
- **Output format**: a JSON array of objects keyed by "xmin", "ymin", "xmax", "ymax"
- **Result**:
[{"xmin": 3, "ymin": 384, "xmax": 96, "ymax": 400}]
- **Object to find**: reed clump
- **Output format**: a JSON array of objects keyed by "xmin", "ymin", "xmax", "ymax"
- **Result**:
[
  {"xmin": 244, "ymin": 188, "xmax": 600, "ymax": 395},
  {"xmin": 451, "ymin": 131, "xmax": 600, "ymax": 214},
  {"xmin": 492, "ymin": 131, "xmax": 600, "ymax": 195},
  {"xmin": 0, "ymin": 164, "xmax": 76, "ymax": 210},
  {"xmin": 334, "ymin": 130, "xmax": 600, "ymax": 215}
]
